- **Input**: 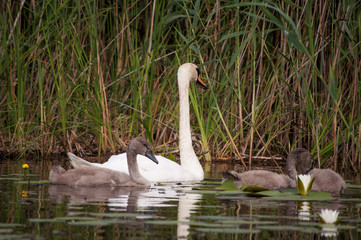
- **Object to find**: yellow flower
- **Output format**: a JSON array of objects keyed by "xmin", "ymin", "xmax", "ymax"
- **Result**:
[
  {"xmin": 22, "ymin": 164, "xmax": 29, "ymax": 169},
  {"xmin": 21, "ymin": 190, "xmax": 28, "ymax": 198}
]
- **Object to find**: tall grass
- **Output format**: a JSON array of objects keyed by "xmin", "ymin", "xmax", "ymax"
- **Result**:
[{"xmin": 1, "ymin": 0, "xmax": 360, "ymax": 173}]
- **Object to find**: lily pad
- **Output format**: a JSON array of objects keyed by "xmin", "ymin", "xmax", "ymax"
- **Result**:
[
  {"xmin": 90, "ymin": 212, "xmax": 146, "ymax": 218},
  {"xmin": 217, "ymin": 195, "xmax": 252, "ymax": 200},
  {"xmin": 0, "ymin": 177, "xmax": 22, "ymax": 181},
  {"xmin": 257, "ymin": 224, "xmax": 319, "ymax": 233},
  {"xmin": 0, "ymin": 234, "xmax": 28, "ymax": 240},
  {"xmin": 251, "ymin": 214, "xmax": 298, "ymax": 220},
  {"xmin": 55, "ymin": 216, "xmax": 96, "ymax": 221},
  {"xmin": 0, "ymin": 223, "xmax": 25, "ymax": 228},
  {"xmin": 145, "ymin": 220, "xmax": 181, "ymax": 225},
  {"xmin": 217, "ymin": 179, "xmax": 239, "ymax": 190},
  {"xmin": 188, "ymin": 189, "xmax": 246, "ymax": 195},
  {"xmin": 10, "ymin": 174, "xmax": 39, "ymax": 177},
  {"xmin": 339, "ymin": 198, "xmax": 361, "ymax": 202},
  {"xmin": 242, "ymin": 185, "xmax": 269, "ymax": 192},
  {"xmin": 185, "ymin": 190, "xmax": 222, "ymax": 195},
  {"xmin": 347, "ymin": 184, "xmax": 361, "ymax": 189},
  {"xmin": 332, "ymin": 225, "xmax": 357, "ymax": 230},
  {"xmin": 196, "ymin": 227, "xmax": 260, "ymax": 234},
  {"xmin": 245, "ymin": 189, "xmax": 290, "ymax": 197},
  {"xmin": 264, "ymin": 191, "xmax": 334, "ymax": 201},
  {"xmin": 0, "ymin": 229, "xmax": 13, "ymax": 234},
  {"xmin": 194, "ymin": 215, "xmax": 244, "ymax": 222},
  {"xmin": 220, "ymin": 190, "xmax": 247, "ymax": 195},
  {"xmin": 29, "ymin": 218, "xmax": 64, "ymax": 223},
  {"xmin": 15, "ymin": 180, "xmax": 50, "ymax": 185},
  {"xmin": 68, "ymin": 221, "xmax": 111, "ymax": 226}
]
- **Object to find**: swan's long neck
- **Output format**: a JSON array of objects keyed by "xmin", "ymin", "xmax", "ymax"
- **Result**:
[
  {"xmin": 178, "ymin": 75, "xmax": 204, "ymax": 179},
  {"xmin": 127, "ymin": 151, "xmax": 149, "ymax": 185},
  {"xmin": 178, "ymin": 81, "xmax": 194, "ymax": 161}
]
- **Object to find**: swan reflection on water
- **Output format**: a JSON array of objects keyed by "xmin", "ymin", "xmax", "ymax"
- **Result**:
[{"xmin": 49, "ymin": 183, "xmax": 202, "ymax": 238}]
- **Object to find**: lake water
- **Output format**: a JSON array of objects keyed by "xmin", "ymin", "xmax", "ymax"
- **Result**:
[{"xmin": 1, "ymin": 159, "xmax": 361, "ymax": 239}]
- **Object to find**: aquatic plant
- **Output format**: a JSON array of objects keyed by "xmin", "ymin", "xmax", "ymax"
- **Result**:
[
  {"xmin": 297, "ymin": 174, "xmax": 314, "ymax": 196},
  {"xmin": 21, "ymin": 190, "xmax": 28, "ymax": 198},
  {"xmin": 318, "ymin": 209, "xmax": 340, "ymax": 224},
  {"xmin": 22, "ymin": 163, "xmax": 29, "ymax": 181},
  {"xmin": 0, "ymin": 0, "xmax": 360, "ymax": 174}
]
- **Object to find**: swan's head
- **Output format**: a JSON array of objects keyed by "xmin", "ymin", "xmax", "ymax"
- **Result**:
[
  {"xmin": 177, "ymin": 63, "xmax": 207, "ymax": 90},
  {"xmin": 127, "ymin": 137, "xmax": 159, "ymax": 164}
]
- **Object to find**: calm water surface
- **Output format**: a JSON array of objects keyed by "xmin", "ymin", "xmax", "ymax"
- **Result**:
[{"xmin": 1, "ymin": 159, "xmax": 361, "ymax": 239}]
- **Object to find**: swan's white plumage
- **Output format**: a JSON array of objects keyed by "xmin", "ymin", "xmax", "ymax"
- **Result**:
[
  {"xmin": 68, "ymin": 63, "xmax": 205, "ymax": 182},
  {"xmin": 79, "ymin": 153, "xmax": 201, "ymax": 182}
]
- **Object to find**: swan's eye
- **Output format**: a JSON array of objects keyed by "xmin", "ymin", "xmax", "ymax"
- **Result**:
[{"xmin": 196, "ymin": 67, "xmax": 200, "ymax": 76}]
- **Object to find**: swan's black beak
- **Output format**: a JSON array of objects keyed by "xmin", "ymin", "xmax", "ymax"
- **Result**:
[
  {"xmin": 145, "ymin": 148, "xmax": 159, "ymax": 164},
  {"xmin": 196, "ymin": 75, "xmax": 208, "ymax": 90}
]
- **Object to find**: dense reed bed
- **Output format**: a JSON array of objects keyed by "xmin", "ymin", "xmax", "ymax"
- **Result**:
[{"xmin": 1, "ymin": 0, "xmax": 360, "ymax": 172}]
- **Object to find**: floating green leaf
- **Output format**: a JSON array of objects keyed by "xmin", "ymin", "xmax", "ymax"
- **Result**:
[
  {"xmin": 0, "ymin": 223, "xmax": 25, "ymax": 228},
  {"xmin": 29, "ymin": 218, "xmax": 64, "ymax": 223},
  {"xmin": 0, "ymin": 177, "xmax": 22, "ymax": 181},
  {"xmin": 68, "ymin": 221, "xmax": 111, "ymax": 226},
  {"xmin": 55, "ymin": 216, "xmax": 97, "ymax": 221},
  {"xmin": 145, "ymin": 220, "xmax": 181, "ymax": 225},
  {"xmin": 257, "ymin": 225, "xmax": 319, "ymax": 233},
  {"xmin": 264, "ymin": 191, "xmax": 334, "ymax": 201},
  {"xmin": 90, "ymin": 212, "xmax": 146, "ymax": 218},
  {"xmin": 242, "ymin": 185, "xmax": 269, "ymax": 192},
  {"xmin": 347, "ymin": 184, "xmax": 361, "ymax": 189},
  {"xmin": 217, "ymin": 179, "xmax": 239, "ymax": 191},
  {"xmin": 196, "ymin": 227, "xmax": 260, "ymax": 234},
  {"xmin": 247, "ymin": 189, "xmax": 292, "ymax": 197},
  {"xmin": 15, "ymin": 180, "xmax": 50, "ymax": 185}
]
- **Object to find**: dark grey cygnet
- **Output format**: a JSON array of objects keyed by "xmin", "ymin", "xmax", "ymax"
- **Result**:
[
  {"xmin": 221, "ymin": 150, "xmax": 311, "ymax": 190},
  {"xmin": 287, "ymin": 148, "xmax": 347, "ymax": 195}
]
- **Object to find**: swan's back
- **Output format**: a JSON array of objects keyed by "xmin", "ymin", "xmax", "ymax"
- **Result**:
[
  {"xmin": 309, "ymin": 168, "xmax": 347, "ymax": 195},
  {"xmin": 222, "ymin": 170, "xmax": 295, "ymax": 190},
  {"xmin": 104, "ymin": 154, "xmax": 200, "ymax": 182},
  {"xmin": 49, "ymin": 165, "xmax": 137, "ymax": 186}
]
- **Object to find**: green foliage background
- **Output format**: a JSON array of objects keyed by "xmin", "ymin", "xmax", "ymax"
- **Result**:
[{"xmin": 1, "ymin": 0, "xmax": 360, "ymax": 170}]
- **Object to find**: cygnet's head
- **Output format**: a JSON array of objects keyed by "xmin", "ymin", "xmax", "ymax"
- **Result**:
[
  {"xmin": 287, "ymin": 148, "xmax": 314, "ymax": 180},
  {"xmin": 127, "ymin": 137, "xmax": 158, "ymax": 164},
  {"xmin": 177, "ymin": 63, "xmax": 207, "ymax": 89}
]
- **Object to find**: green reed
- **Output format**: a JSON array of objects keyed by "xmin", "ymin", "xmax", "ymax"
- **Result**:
[{"xmin": 1, "ymin": 0, "xmax": 360, "ymax": 172}]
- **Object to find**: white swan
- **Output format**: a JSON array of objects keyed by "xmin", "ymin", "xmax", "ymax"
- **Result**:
[
  {"xmin": 68, "ymin": 63, "xmax": 207, "ymax": 182},
  {"xmin": 50, "ymin": 137, "xmax": 158, "ymax": 186}
]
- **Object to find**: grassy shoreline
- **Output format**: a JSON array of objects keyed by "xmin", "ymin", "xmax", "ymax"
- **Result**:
[{"xmin": 1, "ymin": 1, "xmax": 360, "ymax": 172}]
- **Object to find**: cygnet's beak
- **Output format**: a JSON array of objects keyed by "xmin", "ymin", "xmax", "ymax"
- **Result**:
[
  {"xmin": 196, "ymin": 75, "xmax": 208, "ymax": 90},
  {"xmin": 145, "ymin": 148, "xmax": 159, "ymax": 164},
  {"xmin": 305, "ymin": 161, "xmax": 314, "ymax": 174}
]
